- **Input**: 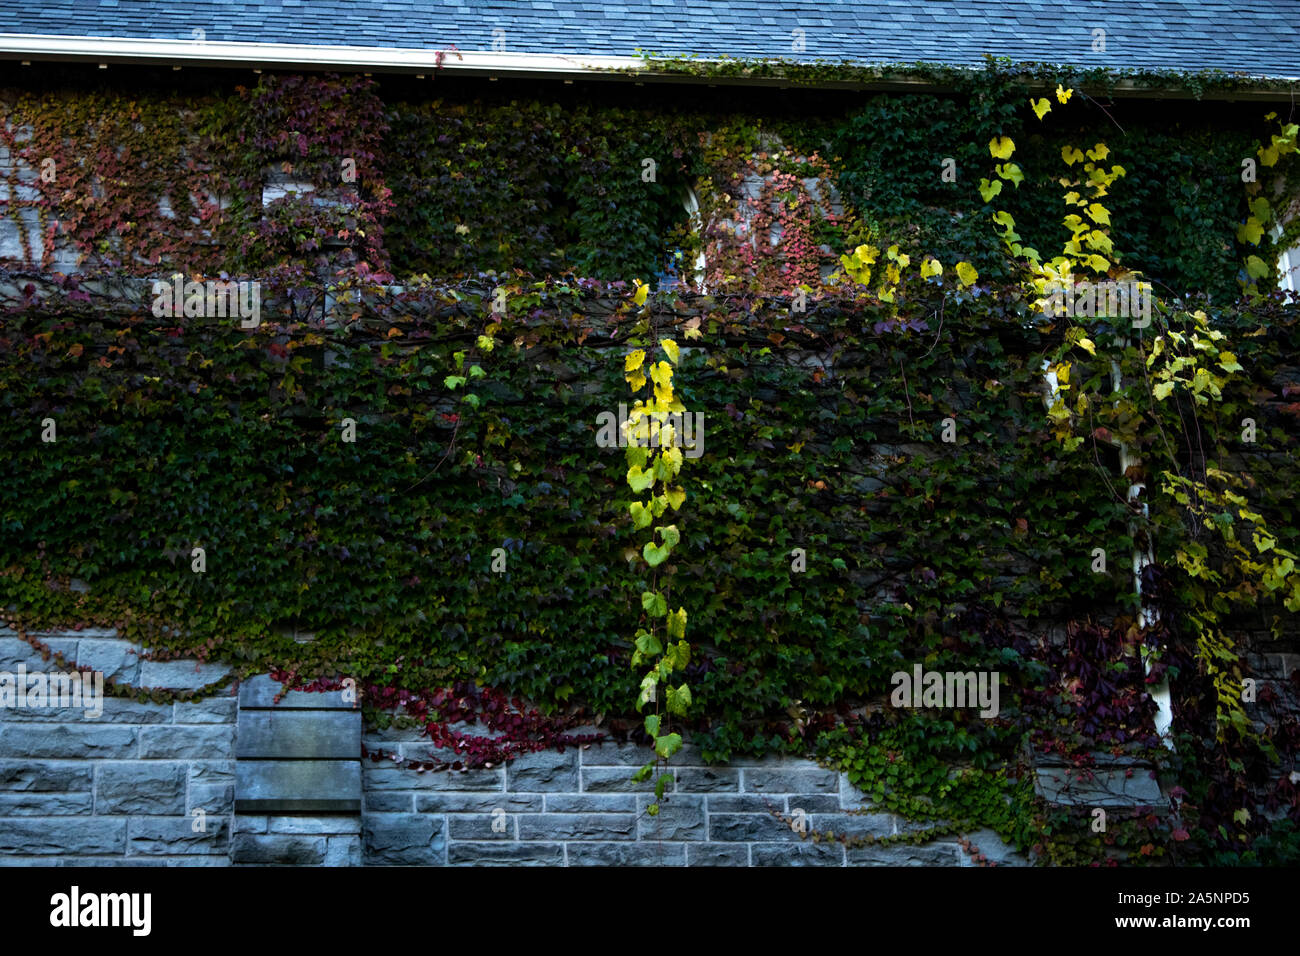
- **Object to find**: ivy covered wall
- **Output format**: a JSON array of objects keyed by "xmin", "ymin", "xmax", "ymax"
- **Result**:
[{"xmin": 2, "ymin": 62, "xmax": 1299, "ymax": 865}]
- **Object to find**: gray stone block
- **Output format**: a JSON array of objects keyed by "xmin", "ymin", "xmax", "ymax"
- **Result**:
[
  {"xmin": 581, "ymin": 766, "xmax": 670, "ymax": 793},
  {"xmin": 959, "ymin": 827, "xmax": 1028, "ymax": 866},
  {"xmin": 581, "ymin": 741, "xmax": 697, "ymax": 766},
  {"xmin": 364, "ymin": 765, "xmax": 504, "ymax": 791},
  {"xmin": 128, "ymin": 816, "xmax": 229, "ymax": 855},
  {"xmin": 236, "ymin": 710, "xmax": 360, "ymax": 759},
  {"xmin": 0, "ymin": 791, "xmax": 94, "ymax": 815},
  {"xmin": 362, "ymin": 725, "xmax": 428, "ymax": 745},
  {"xmin": 139, "ymin": 725, "xmax": 234, "ymax": 759},
  {"xmin": 506, "ymin": 749, "xmax": 578, "ymax": 791},
  {"xmin": 809, "ymin": 812, "xmax": 895, "ymax": 839},
  {"xmin": 88, "ymin": 699, "xmax": 174, "ymax": 724},
  {"xmin": 0, "ymin": 857, "xmax": 68, "ymax": 866},
  {"xmin": 231, "ymin": 833, "xmax": 326, "ymax": 865},
  {"xmin": 414, "ymin": 792, "xmax": 543, "ymax": 814},
  {"xmin": 709, "ymin": 813, "xmax": 801, "ymax": 842},
  {"xmin": 847, "ymin": 842, "xmax": 963, "ymax": 866},
  {"xmin": 517, "ymin": 813, "xmax": 636, "ymax": 841},
  {"xmin": 75, "ymin": 639, "xmax": 141, "ymax": 683},
  {"xmin": 238, "ymin": 674, "xmax": 354, "ymax": 709},
  {"xmin": 543, "ymin": 793, "xmax": 636, "ymax": 813},
  {"xmin": 139, "ymin": 660, "xmax": 231, "ymax": 691},
  {"xmin": 235, "ymin": 760, "xmax": 361, "ymax": 813},
  {"xmin": 751, "ymin": 841, "xmax": 845, "ymax": 866},
  {"xmin": 787, "ymin": 794, "xmax": 842, "ymax": 813},
  {"xmin": 96, "ymin": 761, "xmax": 186, "ymax": 815},
  {"xmin": 189, "ymin": 784, "xmax": 233, "ymax": 816},
  {"xmin": 567, "ymin": 842, "xmax": 686, "ymax": 866},
  {"xmin": 0, "ymin": 637, "xmax": 78, "ymax": 670},
  {"xmin": 59, "ymin": 858, "xmax": 168, "ymax": 867},
  {"xmin": 687, "ymin": 843, "xmax": 750, "ymax": 866},
  {"xmin": 705, "ymin": 794, "xmax": 779, "ymax": 813},
  {"xmin": 0, "ymin": 760, "xmax": 93, "ymax": 791},
  {"xmin": 448, "ymin": 813, "xmax": 515, "ymax": 840},
  {"xmin": 1034, "ymin": 767, "xmax": 1162, "ymax": 807},
  {"xmin": 710, "ymin": 753, "xmax": 798, "ymax": 767},
  {"xmin": 233, "ymin": 816, "xmax": 268, "ymax": 834},
  {"xmin": 637, "ymin": 794, "xmax": 706, "ymax": 841},
  {"xmin": 268, "ymin": 815, "xmax": 362, "ymax": 835},
  {"xmin": 396, "ymin": 742, "xmax": 464, "ymax": 761},
  {"xmin": 447, "ymin": 842, "xmax": 564, "ymax": 866},
  {"xmin": 0, "ymin": 724, "xmax": 137, "ymax": 759},
  {"xmin": 324, "ymin": 834, "xmax": 361, "ymax": 866},
  {"xmin": 364, "ymin": 813, "xmax": 445, "ymax": 865},
  {"xmin": 163, "ymin": 856, "xmax": 231, "ymax": 867},
  {"xmin": 742, "ymin": 767, "xmax": 839, "ymax": 793},
  {"xmin": 176, "ymin": 697, "xmax": 237, "ymax": 724},
  {"xmin": 365, "ymin": 792, "xmax": 413, "ymax": 812},
  {"xmin": 188, "ymin": 761, "xmax": 234, "ymax": 784},
  {"xmin": 0, "ymin": 818, "xmax": 127, "ymax": 855},
  {"xmin": 675, "ymin": 766, "xmax": 739, "ymax": 792}
]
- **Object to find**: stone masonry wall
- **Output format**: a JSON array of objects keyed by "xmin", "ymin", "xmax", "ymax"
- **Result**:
[
  {"xmin": 0, "ymin": 628, "xmax": 1025, "ymax": 866},
  {"xmin": 0, "ymin": 626, "xmax": 236, "ymax": 865},
  {"xmin": 361, "ymin": 724, "xmax": 1022, "ymax": 867}
]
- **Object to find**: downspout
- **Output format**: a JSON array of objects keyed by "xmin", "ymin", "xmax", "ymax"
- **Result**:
[{"xmin": 1040, "ymin": 351, "xmax": 1174, "ymax": 749}]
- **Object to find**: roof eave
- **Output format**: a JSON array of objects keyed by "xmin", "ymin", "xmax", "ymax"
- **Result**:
[{"xmin": 0, "ymin": 34, "xmax": 1296, "ymax": 99}]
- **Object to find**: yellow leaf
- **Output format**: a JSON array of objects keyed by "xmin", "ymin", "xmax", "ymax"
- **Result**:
[
  {"xmin": 632, "ymin": 279, "xmax": 649, "ymax": 306},
  {"xmin": 1077, "ymin": 337, "xmax": 1096, "ymax": 356},
  {"xmin": 955, "ymin": 261, "xmax": 979, "ymax": 288},
  {"xmin": 1061, "ymin": 145, "xmax": 1085, "ymax": 166},
  {"xmin": 625, "ymin": 349, "xmax": 646, "ymax": 372},
  {"xmin": 920, "ymin": 258, "xmax": 943, "ymax": 279},
  {"xmin": 1030, "ymin": 97, "xmax": 1051, "ymax": 120},
  {"xmin": 996, "ymin": 162, "xmax": 1024, "ymax": 187},
  {"xmin": 1085, "ymin": 203, "xmax": 1111, "ymax": 226},
  {"xmin": 626, "ymin": 370, "xmax": 647, "ymax": 392},
  {"xmin": 1056, "ymin": 85, "xmax": 1073, "ymax": 104},
  {"xmin": 989, "ymin": 136, "xmax": 1015, "ymax": 159},
  {"xmin": 660, "ymin": 338, "xmax": 680, "ymax": 364},
  {"xmin": 1086, "ymin": 143, "xmax": 1110, "ymax": 162},
  {"xmin": 649, "ymin": 360, "xmax": 673, "ymax": 389},
  {"xmin": 1237, "ymin": 218, "xmax": 1264, "ymax": 246}
]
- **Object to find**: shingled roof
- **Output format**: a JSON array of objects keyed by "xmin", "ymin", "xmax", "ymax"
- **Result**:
[{"xmin": 0, "ymin": 0, "xmax": 1297, "ymax": 79}]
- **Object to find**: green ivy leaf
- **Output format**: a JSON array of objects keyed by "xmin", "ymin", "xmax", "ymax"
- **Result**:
[
  {"xmin": 641, "ymin": 591, "xmax": 668, "ymax": 617},
  {"xmin": 654, "ymin": 733, "xmax": 683, "ymax": 759}
]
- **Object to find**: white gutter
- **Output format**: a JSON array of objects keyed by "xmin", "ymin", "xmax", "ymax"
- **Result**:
[
  {"xmin": 0, "ymin": 34, "xmax": 644, "ymax": 77},
  {"xmin": 1, "ymin": 34, "xmax": 1296, "ymax": 96}
]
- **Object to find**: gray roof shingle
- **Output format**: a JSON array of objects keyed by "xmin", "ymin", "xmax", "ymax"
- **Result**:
[{"xmin": 0, "ymin": 1, "xmax": 1296, "ymax": 77}]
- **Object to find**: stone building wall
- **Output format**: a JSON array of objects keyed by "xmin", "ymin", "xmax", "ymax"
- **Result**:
[{"xmin": 0, "ymin": 627, "xmax": 1025, "ymax": 866}]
